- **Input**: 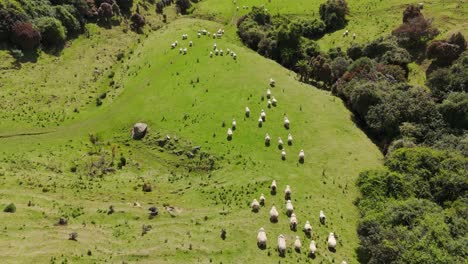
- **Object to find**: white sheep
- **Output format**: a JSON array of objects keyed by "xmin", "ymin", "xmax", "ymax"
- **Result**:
[
  {"xmin": 341, "ymin": 261, "xmax": 348, "ymax": 264},
  {"xmin": 189, "ymin": 41, "xmax": 193, "ymax": 47},
  {"xmin": 215, "ymin": 49, "xmax": 219, "ymax": 56},
  {"xmin": 277, "ymin": 234, "xmax": 286, "ymax": 256},
  {"xmin": 174, "ymin": 40, "xmax": 178, "ymax": 46},
  {"xmin": 260, "ymin": 109, "xmax": 266, "ymax": 121},
  {"xmin": 266, "ymin": 89, "xmax": 271, "ymax": 99},
  {"xmin": 271, "ymin": 180, "xmax": 277, "ymax": 193},
  {"xmin": 294, "ymin": 236, "xmax": 302, "ymax": 252},
  {"xmin": 267, "ymin": 99, "xmax": 272, "ymax": 108},
  {"xmin": 230, "ymin": 51, "xmax": 235, "ymax": 56},
  {"xmin": 285, "ymin": 185, "xmax": 291, "ymax": 200},
  {"xmin": 328, "ymin": 233, "xmax": 337, "ymax": 249},
  {"xmin": 418, "ymin": 2, "xmax": 423, "ymax": 9},
  {"xmin": 210, "ymin": 51, "xmax": 213, "ymax": 57},
  {"xmin": 286, "ymin": 200, "xmax": 294, "ymax": 216},
  {"xmin": 320, "ymin": 210, "xmax": 326, "ymax": 224},
  {"xmin": 257, "ymin": 227, "xmax": 267, "ymax": 248},
  {"xmin": 353, "ymin": 33, "xmax": 356, "ymax": 39},
  {"xmin": 236, "ymin": 6, "xmax": 239, "ymax": 10},
  {"xmin": 258, "ymin": 116, "xmax": 263, "ymax": 127},
  {"xmin": 182, "ymin": 34, "xmax": 187, "ymax": 40},
  {"xmin": 171, "ymin": 43, "xmax": 176, "ymax": 49},
  {"xmin": 299, "ymin": 149, "xmax": 305, "ymax": 162},
  {"xmin": 284, "ymin": 116, "xmax": 290, "ymax": 129},
  {"xmin": 197, "ymin": 33, "xmax": 201, "ymax": 38},
  {"xmin": 265, "ymin": 133, "xmax": 271, "ymax": 145},
  {"xmin": 227, "ymin": 48, "xmax": 230, "ymax": 53},
  {"xmin": 290, "ymin": 213, "xmax": 298, "ymax": 230},
  {"xmin": 259, "ymin": 194, "xmax": 266, "ymax": 206},
  {"xmin": 233, "ymin": 53, "xmax": 237, "ymax": 60},
  {"xmin": 270, "ymin": 206, "xmax": 279, "ymax": 222},
  {"xmin": 272, "ymin": 96, "xmax": 277, "ymax": 106},
  {"xmin": 227, "ymin": 128, "xmax": 233, "ymax": 139},
  {"xmin": 220, "ymin": 49, "xmax": 224, "ymax": 56},
  {"xmin": 287, "ymin": 133, "xmax": 293, "ymax": 145},
  {"xmin": 270, "ymin": 78, "xmax": 275, "ymax": 86},
  {"xmin": 245, "ymin": 106, "xmax": 250, "ymax": 117},
  {"xmin": 183, "ymin": 48, "xmax": 187, "ymax": 55},
  {"xmin": 304, "ymin": 220, "xmax": 312, "ymax": 235},
  {"xmin": 281, "ymin": 150, "xmax": 286, "ymax": 160},
  {"xmin": 251, "ymin": 199, "xmax": 260, "ymax": 212},
  {"xmin": 213, "ymin": 43, "xmax": 217, "ymax": 50},
  {"xmin": 179, "ymin": 48, "xmax": 183, "ymax": 54},
  {"xmin": 232, "ymin": 118, "xmax": 237, "ymax": 130},
  {"xmin": 309, "ymin": 240, "xmax": 317, "ymax": 255},
  {"xmin": 213, "ymin": 34, "xmax": 216, "ymax": 39},
  {"xmin": 278, "ymin": 137, "xmax": 284, "ymax": 148}
]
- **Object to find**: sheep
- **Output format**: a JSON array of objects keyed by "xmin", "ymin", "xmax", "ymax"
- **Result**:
[
  {"xmin": 183, "ymin": 48, "xmax": 187, "ymax": 55},
  {"xmin": 245, "ymin": 106, "xmax": 250, "ymax": 117},
  {"xmin": 236, "ymin": 6, "xmax": 239, "ymax": 10},
  {"xmin": 320, "ymin": 210, "xmax": 326, "ymax": 224},
  {"xmin": 182, "ymin": 34, "xmax": 188, "ymax": 40},
  {"xmin": 271, "ymin": 180, "xmax": 277, "ymax": 194},
  {"xmin": 281, "ymin": 150, "xmax": 286, "ymax": 160},
  {"xmin": 272, "ymin": 96, "xmax": 277, "ymax": 106},
  {"xmin": 213, "ymin": 43, "xmax": 217, "ymax": 50},
  {"xmin": 227, "ymin": 48, "xmax": 230, "ymax": 53},
  {"xmin": 304, "ymin": 220, "xmax": 312, "ymax": 236},
  {"xmin": 286, "ymin": 200, "xmax": 294, "ymax": 216},
  {"xmin": 270, "ymin": 78, "xmax": 275, "ymax": 87},
  {"xmin": 210, "ymin": 51, "xmax": 213, "ymax": 57},
  {"xmin": 260, "ymin": 109, "xmax": 266, "ymax": 121},
  {"xmin": 174, "ymin": 40, "xmax": 178, "ymax": 46},
  {"xmin": 284, "ymin": 116, "xmax": 290, "ymax": 129},
  {"xmin": 179, "ymin": 48, "xmax": 183, "ymax": 54},
  {"xmin": 257, "ymin": 227, "xmax": 267, "ymax": 249},
  {"xmin": 309, "ymin": 240, "xmax": 317, "ymax": 256},
  {"xmin": 265, "ymin": 133, "xmax": 271, "ymax": 146},
  {"xmin": 290, "ymin": 213, "xmax": 298, "ymax": 231},
  {"xmin": 227, "ymin": 128, "xmax": 233, "ymax": 140},
  {"xmin": 285, "ymin": 185, "xmax": 291, "ymax": 200},
  {"xmin": 233, "ymin": 53, "xmax": 237, "ymax": 60},
  {"xmin": 287, "ymin": 133, "xmax": 293, "ymax": 145},
  {"xmin": 299, "ymin": 149, "xmax": 305, "ymax": 163},
  {"xmin": 258, "ymin": 117, "xmax": 263, "ymax": 127},
  {"xmin": 418, "ymin": 2, "xmax": 423, "ymax": 9},
  {"xmin": 171, "ymin": 43, "xmax": 176, "ymax": 49},
  {"xmin": 220, "ymin": 49, "xmax": 224, "ymax": 56},
  {"xmin": 230, "ymin": 51, "xmax": 235, "ymax": 56},
  {"xmin": 353, "ymin": 33, "xmax": 356, "ymax": 39},
  {"xmin": 251, "ymin": 199, "xmax": 260, "ymax": 212},
  {"xmin": 197, "ymin": 33, "xmax": 201, "ymax": 38},
  {"xmin": 266, "ymin": 89, "xmax": 271, "ymax": 99},
  {"xmin": 215, "ymin": 49, "xmax": 219, "ymax": 56},
  {"xmin": 328, "ymin": 232, "xmax": 337, "ymax": 250},
  {"xmin": 189, "ymin": 41, "xmax": 193, "ymax": 47},
  {"xmin": 213, "ymin": 34, "xmax": 216, "ymax": 39},
  {"xmin": 232, "ymin": 118, "xmax": 237, "ymax": 130},
  {"xmin": 341, "ymin": 261, "xmax": 348, "ymax": 264},
  {"xmin": 294, "ymin": 236, "xmax": 302, "ymax": 252},
  {"xmin": 259, "ymin": 194, "xmax": 266, "ymax": 206},
  {"xmin": 267, "ymin": 99, "xmax": 272, "ymax": 108},
  {"xmin": 278, "ymin": 137, "xmax": 283, "ymax": 149},
  {"xmin": 277, "ymin": 234, "xmax": 286, "ymax": 256},
  {"xmin": 270, "ymin": 206, "xmax": 279, "ymax": 223}
]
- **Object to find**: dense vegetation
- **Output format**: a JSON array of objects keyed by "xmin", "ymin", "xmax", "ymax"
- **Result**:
[{"xmin": 357, "ymin": 147, "xmax": 467, "ymax": 263}]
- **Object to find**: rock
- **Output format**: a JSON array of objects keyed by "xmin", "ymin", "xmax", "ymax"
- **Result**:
[{"xmin": 132, "ymin": 123, "xmax": 148, "ymax": 140}]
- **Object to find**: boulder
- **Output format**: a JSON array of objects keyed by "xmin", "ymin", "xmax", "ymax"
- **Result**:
[{"xmin": 132, "ymin": 123, "xmax": 148, "ymax": 140}]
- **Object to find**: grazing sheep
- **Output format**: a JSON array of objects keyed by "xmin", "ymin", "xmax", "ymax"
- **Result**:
[
  {"xmin": 182, "ymin": 34, "xmax": 188, "ymax": 40},
  {"xmin": 257, "ymin": 227, "xmax": 267, "ymax": 249},
  {"xmin": 197, "ymin": 33, "xmax": 201, "ymax": 38},
  {"xmin": 284, "ymin": 116, "xmax": 290, "ymax": 129},
  {"xmin": 258, "ymin": 117, "xmax": 263, "ymax": 127},
  {"xmin": 320, "ymin": 210, "xmax": 326, "ymax": 224},
  {"xmin": 271, "ymin": 180, "xmax": 277, "ymax": 194},
  {"xmin": 270, "ymin": 78, "xmax": 275, "ymax": 87},
  {"xmin": 175, "ymin": 40, "xmax": 178, "ymax": 45},
  {"xmin": 309, "ymin": 240, "xmax": 317, "ymax": 255},
  {"xmin": 179, "ymin": 48, "xmax": 183, "ymax": 54},
  {"xmin": 277, "ymin": 234, "xmax": 286, "ymax": 256},
  {"xmin": 189, "ymin": 41, "xmax": 193, "ymax": 47},
  {"xmin": 183, "ymin": 48, "xmax": 187, "ymax": 55},
  {"xmin": 233, "ymin": 53, "xmax": 237, "ymax": 60},
  {"xmin": 418, "ymin": 2, "xmax": 423, "ymax": 9},
  {"xmin": 251, "ymin": 199, "xmax": 260, "ymax": 212},
  {"xmin": 294, "ymin": 236, "xmax": 302, "ymax": 252},
  {"xmin": 353, "ymin": 33, "xmax": 356, "ymax": 39},
  {"xmin": 230, "ymin": 51, "xmax": 235, "ymax": 56},
  {"xmin": 245, "ymin": 106, "xmax": 250, "ymax": 117},
  {"xmin": 286, "ymin": 200, "xmax": 294, "ymax": 216},
  {"xmin": 328, "ymin": 233, "xmax": 337, "ymax": 249},
  {"xmin": 267, "ymin": 99, "xmax": 272, "ymax": 108},
  {"xmin": 270, "ymin": 206, "xmax": 279, "ymax": 222},
  {"xmin": 227, "ymin": 128, "xmax": 233, "ymax": 140},
  {"xmin": 261, "ymin": 109, "xmax": 266, "ymax": 121},
  {"xmin": 287, "ymin": 133, "xmax": 293, "ymax": 145},
  {"xmin": 265, "ymin": 133, "xmax": 271, "ymax": 145},
  {"xmin": 213, "ymin": 34, "xmax": 216, "ymax": 39},
  {"xmin": 266, "ymin": 89, "xmax": 271, "ymax": 99},
  {"xmin": 278, "ymin": 137, "xmax": 283, "ymax": 149},
  {"xmin": 272, "ymin": 96, "xmax": 277, "ymax": 106},
  {"xmin": 232, "ymin": 118, "xmax": 237, "ymax": 130},
  {"xmin": 215, "ymin": 49, "xmax": 219, "ymax": 55},
  {"xmin": 299, "ymin": 149, "xmax": 305, "ymax": 163},
  {"xmin": 281, "ymin": 150, "xmax": 286, "ymax": 160},
  {"xmin": 227, "ymin": 48, "xmax": 230, "ymax": 53},
  {"xmin": 210, "ymin": 51, "xmax": 213, "ymax": 57},
  {"xmin": 290, "ymin": 213, "xmax": 298, "ymax": 230},
  {"xmin": 341, "ymin": 261, "xmax": 348, "ymax": 264},
  {"xmin": 304, "ymin": 220, "xmax": 312, "ymax": 236},
  {"xmin": 220, "ymin": 49, "xmax": 224, "ymax": 56},
  {"xmin": 213, "ymin": 43, "xmax": 217, "ymax": 50},
  {"xmin": 285, "ymin": 185, "xmax": 291, "ymax": 200},
  {"xmin": 171, "ymin": 43, "xmax": 176, "ymax": 49},
  {"xmin": 236, "ymin": 6, "xmax": 239, "ymax": 10},
  {"xmin": 259, "ymin": 194, "xmax": 266, "ymax": 206}
]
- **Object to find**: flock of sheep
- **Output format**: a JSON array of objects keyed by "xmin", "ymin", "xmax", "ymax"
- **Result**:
[{"xmin": 253, "ymin": 181, "xmax": 346, "ymax": 263}]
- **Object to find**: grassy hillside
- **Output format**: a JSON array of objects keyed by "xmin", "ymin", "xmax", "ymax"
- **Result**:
[{"xmin": 0, "ymin": 17, "xmax": 382, "ymax": 263}]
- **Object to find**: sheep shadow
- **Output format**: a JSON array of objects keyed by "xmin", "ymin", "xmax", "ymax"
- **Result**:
[
  {"xmin": 258, "ymin": 123, "xmax": 263, "ymax": 128},
  {"xmin": 308, "ymin": 253, "xmax": 317, "ymax": 259},
  {"xmin": 320, "ymin": 218, "xmax": 326, "ymax": 225},
  {"xmin": 257, "ymin": 243, "xmax": 266, "ymax": 250},
  {"xmin": 288, "ymin": 141, "xmax": 292, "ymax": 146},
  {"xmin": 284, "ymin": 125, "xmax": 290, "ymax": 130},
  {"xmin": 270, "ymin": 189, "xmax": 276, "ymax": 195},
  {"xmin": 285, "ymin": 194, "xmax": 291, "ymax": 200},
  {"xmin": 270, "ymin": 217, "xmax": 278, "ymax": 223},
  {"xmin": 282, "ymin": 156, "xmax": 286, "ymax": 161},
  {"xmin": 328, "ymin": 247, "xmax": 336, "ymax": 253},
  {"xmin": 304, "ymin": 231, "xmax": 311, "ymax": 239},
  {"xmin": 299, "ymin": 159, "xmax": 304, "ymax": 164},
  {"xmin": 290, "ymin": 224, "xmax": 297, "ymax": 232},
  {"xmin": 278, "ymin": 145, "xmax": 283, "ymax": 150},
  {"xmin": 295, "ymin": 248, "xmax": 301, "ymax": 253},
  {"xmin": 278, "ymin": 249, "xmax": 285, "ymax": 257},
  {"xmin": 245, "ymin": 113, "xmax": 250, "ymax": 118},
  {"xmin": 232, "ymin": 126, "xmax": 236, "ymax": 131},
  {"xmin": 227, "ymin": 135, "xmax": 232, "ymax": 141},
  {"xmin": 265, "ymin": 141, "xmax": 270, "ymax": 147},
  {"xmin": 251, "ymin": 208, "xmax": 259, "ymax": 213}
]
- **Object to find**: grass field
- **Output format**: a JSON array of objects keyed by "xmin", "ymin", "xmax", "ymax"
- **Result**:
[{"xmin": 0, "ymin": 0, "xmax": 464, "ymax": 263}]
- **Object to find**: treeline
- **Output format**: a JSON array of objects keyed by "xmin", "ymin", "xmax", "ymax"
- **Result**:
[
  {"xmin": 356, "ymin": 147, "xmax": 467, "ymax": 263},
  {"xmin": 238, "ymin": 2, "xmax": 467, "ymax": 155},
  {"xmin": 0, "ymin": 0, "xmax": 145, "ymax": 56}
]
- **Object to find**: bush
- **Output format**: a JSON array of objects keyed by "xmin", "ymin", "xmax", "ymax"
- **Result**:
[
  {"xmin": 426, "ymin": 56, "xmax": 468, "ymax": 101},
  {"xmin": 402, "ymin": 5, "xmax": 422, "ymax": 23},
  {"xmin": 319, "ymin": 0, "xmax": 349, "ymax": 31},
  {"xmin": 347, "ymin": 43, "xmax": 363, "ymax": 60},
  {"xmin": 116, "ymin": 0, "xmax": 133, "ymax": 12},
  {"xmin": 438, "ymin": 92, "xmax": 468, "ymax": 129},
  {"xmin": 392, "ymin": 16, "xmax": 439, "ymax": 49},
  {"xmin": 175, "ymin": 0, "xmax": 191, "ymax": 14},
  {"xmin": 54, "ymin": 5, "xmax": 82, "ymax": 35},
  {"xmin": 142, "ymin": 183, "xmax": 152, "ymax": 192},
  {"xmin": 448, "ymin": 32, "xmax": 467, "ymax": 51},
  {"xmin": 130, "ymin": 13, "xmax": 145, "ymax": 32},
  {"xmin": 11, "ymin": 22, "xmax": 42, "ymax": 50},
  {"xmin": 427, "ymin": 40, "xmax": 462, "ymax": 65},
  {"xmin": 36, "ymin": 17, "xmax": 67, "ymax": 46},
  {"xmin": 98, "ymin": 2, "xmax": 114, "ymax": 22},
  {"xmin": 0, "ymin": 8, "xmax": 28, "ymax": 41},
  {"xmin": 3, "ymin": 203, "xmax": 16, "ymax": 213},
  {"xmin": 299, "ymin": 18, "xmax": 326, "ymax": 39}
]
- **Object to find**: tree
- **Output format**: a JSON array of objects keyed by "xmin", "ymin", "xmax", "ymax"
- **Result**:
[
  {"xmin": 319, "ymin": 0, "xmax": 349, "ymax": 31},
  {"xmin": 116, "ymin": 0, "xmax": 133, "ymax": 13},
  {"xmin": 295, "ymin": 59, "xmax": 311, "ymax": 82},
  {"xmin": 156, "ymin": 1, "xmax": 164, "ymax": 14},
  {"xmin": 427, "ymin": 56, "xmax": 468, "ymax": 101},
  {"xmin": 448, "ymin": 32, "xmax": 467, "ymax": 51},
  {"xmin": 3, "ymin": 203, "xmax": 16, "ymax": 213},
  {"xmin": 299, "ymin": 18, "xmax": 325, "ymax": 39},
  {"xmin": 392, "ymin": 16, "xmax": 439, "ymax": 49},
  {"xmin": 427, "ymin": 40, "xmax": 461, "ymax": 65},
  {"xmin": 438, "ymin": 92, "xmax": 468, "ymax": 129},
  {"xmin": 175, "ymin": 0, "xmax": 191, "ymax": 15},
  {"xmin": 98, "ymin": 2, "xmax": 114, "ymax": 23},
  {"xmin": 402, "ymin": 5, "xmax": 422, "ymax": 23},
  {"xmin": 310, "ymin": 55, "xmax": 332, "ymax": 85},
  {"xmin": 330, "ymin": 56, "xmax": 350, "ymax": 81},
  {"xmin": 36, "ymin": 17, "xmax": 67, "ymax": 46},
  {"xmin": 54, "ymin": 5, "xmax": 82, "ymax": 35},
  {"xmin": 130, "ymin": 13, "xmax": 145, "ymax": 32},
  {"xmin": 10, "ymin": 22, "xmax": 41, "ymax": 50},
  {"xmin": 0, "ymin": 8, "xmax": 28, "ymax": 41}
]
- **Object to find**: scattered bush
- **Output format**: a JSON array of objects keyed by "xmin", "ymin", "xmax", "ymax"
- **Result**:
[
  {"xmin": 3, "ymin": 203, "xmax": 16, "ymax": 213},
  {"xmin": 11, "ymin": 22, "xmax": 41, "ymax": 50},
  {"xmin": 319, "ymin": 0, "xmax": 349, "ymax": 31},
  {"xmin": 142, "ymin": 183, "xmax": 152, "ymax": 192},
  {"xmin": 130, "ymin": 13, "xmax": 145, "ymax": 32}
]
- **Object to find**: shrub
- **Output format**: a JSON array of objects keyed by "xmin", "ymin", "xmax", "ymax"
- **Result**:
[
  {"xmin": 54, "ymin": 5, "xmax": 82, "ymax": 35},
  {"xmin": 69, "ymin": 232, "xmax": 78, "ymax": 241},
  {"xmin": 330, "ymin": 56, "xmax": 350, "ymax": 81},
  {"xmin": 319, "ymin": 0, "xmax": 349, "ymax": 31},
  {"xmin": 98, "ymin": 2, "xmax": 114, "ymax": 22},
  {"xmin": 347, "ymin": 43, "xmax": 363, "ymax": 60},
  {"xmin": 116, "ymin": 0, "xmax": 133, "ymax": 12},
  {"xmin": 3, "ymin": 203, "xmax": 16, "ymax": 213},
  {"xmin": 392, "ymin": 16, "xmax": 439, "ymax": 49},
  {"xmin": 427, "ymin": 40, "xmax": 462, "ymax": 65},
  {"xmin": 130, "ymin": 13, "xmax": 145, "ymax": 32},
  {"xmin": 448, "ymin": 32, "xmax": 467, "ymax": 51},
  {"xmin": 11, "ymin": 22, "xmax": 41, "ymax": 50},
  {"xmin": 36, "ymin": 17, "xmax": 67, "ymax": 46},
  {"xmin": 438, "ymin": 92, "xmax": 468, "ymax": 129},
  {"xmin": 175, "ymin": 0, "xmax": 191, "ymax": 15},
  {"xmin": 142, "ymin": 183, "xmax": 152, "ymax": 192},
  {"xmin": 10, "ymin": 49, "xmax": 24, "ymax": 60},
  {"xmin": 301, "ymin": 39, "xmax": 320, "ymax": 58},
  {"xmin": 426, "ymin": 56, "xmax": 468, "ymax": 101},
  {"xmin": 156, "ymin": 1, "xmax": 164, "ymax": 14},
  {"xmin": 299, "ymin": 18, "xmax": 325, "ymax": 39},
  {"xmin": 402, "ymin": 5, "xmax": 422, "ymax": 23},
  {"xmin": 0, "ymin": 8, "xmax": 28, "ymax": 41}
]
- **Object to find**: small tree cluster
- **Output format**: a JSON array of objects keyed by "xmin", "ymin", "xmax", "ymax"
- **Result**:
[
  {"xmin": 11, "ymin": 22, "xmax": 41, "ymax": 50},
  {"xmin": 319, "ymin": 0, "xmax": 349, "ymax": 31}
]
